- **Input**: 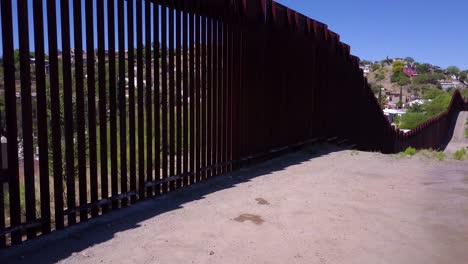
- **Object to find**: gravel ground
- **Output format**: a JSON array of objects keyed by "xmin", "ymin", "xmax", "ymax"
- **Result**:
[{"xmin": 1, "ymin": 146, "xmax": 467, "ymax": 264}]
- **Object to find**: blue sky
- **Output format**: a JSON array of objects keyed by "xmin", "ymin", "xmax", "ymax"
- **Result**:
[
  {"xmin": 2, "ymin": 0, "xmax": 467, "ymax": 70},
  {"xmin": 275, "ymin": 0, "xmax": 468, "ymax": 69}
]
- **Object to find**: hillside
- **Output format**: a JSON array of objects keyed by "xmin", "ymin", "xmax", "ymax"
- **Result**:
[
  {"xmin": 360, "ymin": 58, "xmax": 468, "ymax": 129},
  {"xmin": 361, "ymin": 58, "xmax": 468, "ymax": 109}
]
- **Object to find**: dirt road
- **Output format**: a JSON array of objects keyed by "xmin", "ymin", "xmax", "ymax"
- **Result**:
[{"xmin": 1, "ymin": 147, "xmax": 468, "ymax": 264}]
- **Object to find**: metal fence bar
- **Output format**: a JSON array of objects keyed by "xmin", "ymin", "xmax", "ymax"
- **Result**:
[
  {"xmin": 48, "ymin": 0, "xmax": 65, "ymax": 230},
  {"xmin": 18, "ymin": 0, "xmax": 36, "ymax": 238},
  {"xmin": 136, "ymin": 0, "xmax": 145, "ymax": 200},
  {"xmin": 118, "ymin": 0, "xmax": 129, "ymax": 207},
  {"xmin": 188, "ymin": 2, "xmax": 195, "ymax": 185},
  {"xmin": 60, "ymin": 0, "xmax": 76, "ymax": 226},
  {"xmin": 145, "ymin": 0, "xmax": 154, "ymax": 197},
  {"xmin": 182, "ymin": 1, "xmax": 189, "ymax": 186},
  {"xmin": 0, "ymin": 0, "xmax": 20, "ymax": 244},
  {"xmin": 216, "ymin": 14, "xmax": 223, "ymax": 176},
  {"xmin": 212, "ymin": 16, "xmax": 219, "ymax": 177},
  {"xmin": 153, "ymin": 2, "xmax": 161, "ymax": 196},
  {"xmin": 222, "ymin": 11, "xmax": 228, "ymax": 174},
  {"xmin": 161, "ymin": 2, "xmax": 169, "ymax": 193},
  {"xmin": 168, "ymin": 3, "xmax": 176, "ymax": 190},
  {"xmin": 109, "ymin": 0, "xmax": 119, "ymax": 209},
  {"xmin": 97, "ymin": 0, "xmax": 109, "ymax": 214},
  {"xmin": 206, "ymin": 14, "xmax": 213, "ymax": 179},
  {"xmin": 175, "ymin": 1, "xmax": 183, "ymax": 189},
  {"xmin": 128, "ymin": 0, "xmax": 137, "ymax": 203},
  {"xmin": 201, "ymin": 12, "xmax": 207, "ymax": 181},
  {"xmin": 195, "ymin": 0, "xmax": 201, "ymax": 183},
  {"xmin": 86, "ymin": 0, "xmax": 99, "ymax": 218},
  {"xmin": 73, "ymin": 0, "xmax": 87, "ymax": 222}
]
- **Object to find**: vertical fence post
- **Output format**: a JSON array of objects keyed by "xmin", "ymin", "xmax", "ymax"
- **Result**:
[{"xmin": 18, "ymin": 0, "xmax": 36, "ymax": 238}]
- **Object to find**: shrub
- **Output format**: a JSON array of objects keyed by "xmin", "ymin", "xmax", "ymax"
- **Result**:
[
  {"xmin": 398, "ymin": 92, "xmax": 451, "ymax": 129},
  {"xmin": 420, "ymin": 149, "xmax": 446, "ymax": 161},
  {"xmin": 422, "ymin": 88, "xmax": 445, "ymax": 100},
  {"xmin": 400, "ymin": 146, "xmax": 417, "ymax": 156},
  {"xmin": 453, "ymin": 148, "xmax": 466, "ymax": 160},
  {"xmin": 371, "ymin": 63, "xmax": 381, "ymax": 71},
  {"xmin": 391, "ymin": 71, "xmax": 410, "ymax": 85},
  {"xmin": 399, "ymin": 112, "xmax": 429, "ymax": 129},
  {"xmin": 436, "ymin": 151, "xmax": 445, "ymax": 161},
  {"xmin": 413, "ymin": 74, "xmax": 438, "ymax": 85},
  {"xmin": 424, "ymin": 93, "xmax": 451, "ymax": 117}
]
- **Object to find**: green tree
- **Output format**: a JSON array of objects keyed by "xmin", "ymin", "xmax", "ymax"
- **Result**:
[
  {"xmin": 397, "ymin": 74, "xmax": 411, "ymax": 86},
  {"xmin": 371, "ymin": 83, "xmax": 384, "ymax": 93},
  {"xmin": 375, "ymin": 72, "xmax": 385, "ymax": 81},
  {"xmin": 371, "ymin": 63, "xmax": 381, "ymax": 71},
  {"xmin": 424, "ymin": 93, "xmax": 451, "ymax": 117},
  {"xmin": 410, "ymin": 83, "xmax": 432, "ymax": 94},
  {"xmin": 361, "ymin": 60, "xmax": 372, "ymax": 65},
  {"xmin": 391, "ymin": 71, "xmax": 410, "ymax": 84},
  {"xmin": 404, "ymin": 57, "xmax": 415, "ymax": 63},
  {"xmin": 459, "ymin": 71, "xmax": 467, "ymax": 82},
  {"xmin": 432, "ymin": 66, "xmax": 444, "ymax": 74},
  {"xmin": 399, "ymin": 112, "xmax": 428, "ymax": 129},
  {"xmin": 416, "ymin": 63, "xmax": 430, "ymax": 74},
  {"xmin": 382, "ymin": 56, "xmax": 393, "ymax": 65},
  {"xmin": 392, "ymin": 60, "xmax": 405, "ymax": 74},
  {"xmin": 413, "ymin": 73, "xmax": 438, "ymax": 85},
  {"xmin": 422, "ymin": 88, "xmax": 445, "ymax": 100},
  {"xmin": 446, "ymin": 66, "xmax": 460, "ymax": 76}
]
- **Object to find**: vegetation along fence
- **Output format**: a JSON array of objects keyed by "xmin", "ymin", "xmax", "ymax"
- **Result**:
[{"xmin": 0, "ymin": 0, "xmax": 467, "ymax": 248}]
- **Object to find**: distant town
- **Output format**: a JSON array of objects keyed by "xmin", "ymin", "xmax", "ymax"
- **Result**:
[{"xmin": 359, "ymin": 57, "xmax": 468, "ymax": 130}]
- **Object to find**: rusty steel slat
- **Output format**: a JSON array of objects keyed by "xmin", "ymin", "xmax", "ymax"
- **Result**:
[
  {"xmin": 201, "ymin": 13, "xmax": 207, "ymax": 181},
  {"xmin": 33, "ymin": 0, "xmax": 51, "ymax": 235},
  {"xmin": 231, "ymin": 14, "xmax": 240, "ymax": 170},
  {"xmin": 60, "ymin": 0, "xmax": 76, "ymax": 225},
  {"xmin": 188, "ymin": 2, "xmax": 195, "ymax": 185},
  {"xmin": 145, "ymin": 0, "xmax": 154, "ymax": 197},
  {"xmin": 153, "ymin": 2, "xmax": 161, "ymax": 196},
  {"xmin": 128, "ymin": 0, "xmax": 137, "ymax": 203},
  {"xmin": 48, "ymin": 0, "xmax": 65, "ymax": 230},
  {"xmin": 0, "ymin": 155, "xmax": 4, "ymax": 246},
  {"xmin": 73, "ymin": 0, "xmax": 87, "ymax": 221},
  {"xmin": 217, "ymin": 14, "xmax": 223, "ymax": 176},
  {"xmin": 97, "ymin": 0, "xmax": 109, "ymax": 214},
  {"xmin": 161, "ymin": 3, "xmax": 169, "ymax": 192},
  {"xmin": 85, "ymin": 0, "xmax": 98, "ymax": 218},
  {"xmin": 136, "ymin": 0, "xmax": 145, "ymax": 199},
  {"xmin": 168, "ymin": 4, "xmax": 176, "ymax": 190},
  {"xmin": 182, "ymin": 1, "xmax": 189, "ymax": 186},
  {"xmin": 0, "ymin": 89, "xmax": 4, "ymax": 247},
  {"xmin": 222, "ymin": 11, "xmax": 229, "ymax": 174},
  {"xmin": 118, "ymin": 0, "xmax": 129, "ymax": 207},
  {"xmin": 175, "ymin": 2, "xmax": 183, "ymax": 188},
  {"xmin": 206, "ymin": 15, "xmax": 213, "ymax": 178},
  {"xmin": 1, "ymin": 0, "xmax": 22, "ymax": 244},
  {"xmin": 109, "ymin": 0, "xmax": 119, "ymax": 209},
  {"xmin": 17, "ymin": 0, "xmax": 37, "ymax": 238},
  {"xmin": 212, "ymin": 17, "xmax": 219, "ymax": 177},
  {"xmin": 227, "ymin": 17, "xmax": 234, "ymax": 173},
  {"xmin": 195, "ymin": 1, "xmax": 201, "ymax": 183}
]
